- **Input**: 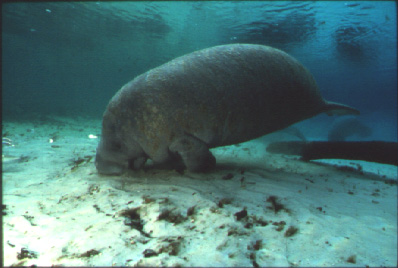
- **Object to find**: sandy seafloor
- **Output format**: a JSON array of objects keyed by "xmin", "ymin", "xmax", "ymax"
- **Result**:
[{"xmin": 2, "ymin": 115, "xmax": 397, "ymax": 267}]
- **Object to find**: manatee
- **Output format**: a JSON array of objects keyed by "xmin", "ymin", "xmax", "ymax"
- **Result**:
[
  {"xmin": 96, "ymin": 44, "xmax": 359, "ymax": 175},
  {"xmin": 328, "ymin": 117, "xmax": 372, "ymax": 141}
]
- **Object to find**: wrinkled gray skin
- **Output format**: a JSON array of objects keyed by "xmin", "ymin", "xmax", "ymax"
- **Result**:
[{"xmin": 96, "ymin": 44, "xmax": 359, "ymax": 175}]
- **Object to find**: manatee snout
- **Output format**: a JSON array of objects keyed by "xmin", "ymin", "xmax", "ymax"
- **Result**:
[
  {"xmin": 95, "ymin": 152, "xmax": 125, "ymax": 175},
  {"xmin": 95, "ymin": 141, "xmax": 129, "ymax": 175}
]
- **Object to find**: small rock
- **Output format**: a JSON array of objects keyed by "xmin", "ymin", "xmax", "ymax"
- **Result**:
[
  {"xmin": 234, "ymin": 208, "xmax": 248, "ymax": 221},
  {"xmin": 143, "ymin": 249, "xmax": 158, "ymax": 258}
]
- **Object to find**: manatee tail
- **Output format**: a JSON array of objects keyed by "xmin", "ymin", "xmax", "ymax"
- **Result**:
[{"xmin": 323, "ymin": 101, "xmax": 360, "ymax": 116}]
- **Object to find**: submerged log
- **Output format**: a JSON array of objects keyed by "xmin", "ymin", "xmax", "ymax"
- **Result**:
[{"xmin": 266, "ymin": 141, "xmax": 398, "ymax": 166}]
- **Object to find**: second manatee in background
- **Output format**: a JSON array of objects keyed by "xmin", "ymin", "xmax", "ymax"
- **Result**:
[{"xmin": 328, "ymin": 117, "xmax": 372, "ymax": 141}]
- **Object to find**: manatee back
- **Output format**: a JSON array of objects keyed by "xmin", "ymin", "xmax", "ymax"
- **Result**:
[{"xmin": 110, "ymin": 44, "xmax": 327, "ymax": 148}]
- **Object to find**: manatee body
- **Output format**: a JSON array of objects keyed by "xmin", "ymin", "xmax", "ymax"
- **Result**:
[{"xmin": 96, "ymin": 44, "xmax": 359, "ymax": 175}]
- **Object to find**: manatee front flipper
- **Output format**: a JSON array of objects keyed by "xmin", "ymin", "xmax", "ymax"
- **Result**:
[
  {"xmin": 169, "ymin": 134, "xmax": 216, "ymax": 172},
  {"xmin": 128, "ymin": 156, "xmax": 147, "ymax": 170}
]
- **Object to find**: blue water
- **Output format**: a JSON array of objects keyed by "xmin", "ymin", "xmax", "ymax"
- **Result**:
[
  {"xmin": 2, "ymin": 1, "xmax": 397, "ymax": 141},
  {"xmin": 2, "ymin": 3, "xmax": 397, "ymax": 267}
]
